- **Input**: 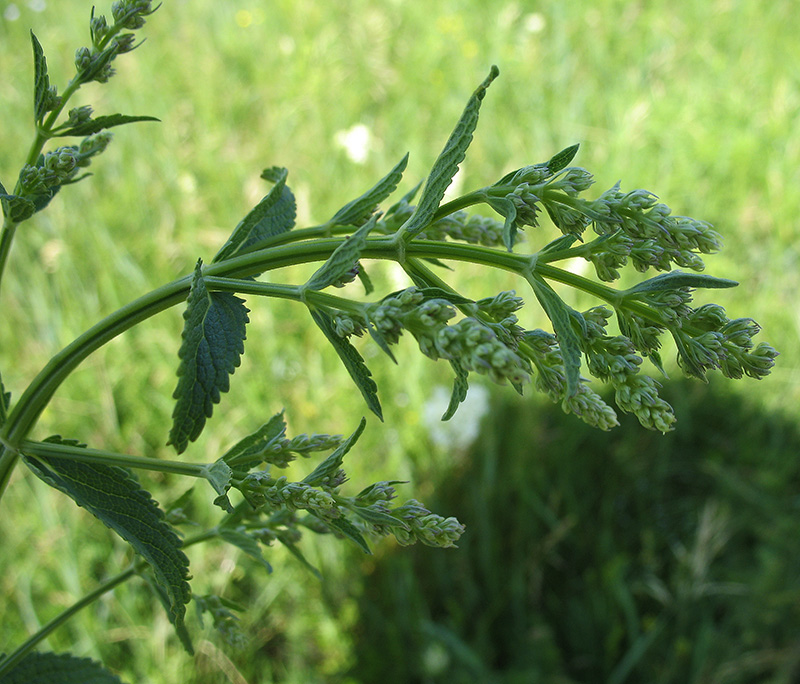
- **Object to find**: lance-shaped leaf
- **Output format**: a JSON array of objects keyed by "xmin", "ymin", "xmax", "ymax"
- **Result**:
[
  {"xmin": 221, "ymin": 412, "xmax": 287, "ymax": 470},
  {"xmin": 320, "ymin": 515, "xmax": 372, "ymax": 554},
  {"xmin": 545, "ymin": 143, "xmax": 580, "ymax": 175},
  {"xmin": 485, "ymin": 194, "xmax": 520, "ymax": 251},
  {"xmin": 217, "ymin": 527, "xmax": 273, "ymax": 573},
  {"xmin": 21, "ymin": 437, "xmax": 191, "ymax": 626},
  {"xmin": 278, "ymin": 536, "xmax": 321, "ymax": 578},
  {"xmin": 329, "ymin": 154, "xmax": 409, "ymax": 226},
  {"xmin": 309, "ymin": 308, "xmax": 382, "ymax": 419},
  {"xmin": 303, "ymin": 417, "xmax": 366, "ymax": 486},
  {"xmin": 527, "ymin": 274, "xmax": 583, "ymax": 398},
  {"xmin": 55, "ymin": 113, "xmax": 160, "ymax": 137},
  {"xmin": 623, "ymin": 271, "xmax": 738, "ymax": 296},
  {"xmin": 213, "ymin": 168, "xmax": 296, "ymax": 263},
  {"xmin": 304, "ymin": 214, "xmax": 378, "ymax": 291},
  {"xmin": 0, "ymin": 651, "xmax": 126, "ymax": 684},
  {"xmin": 31, "ymin": 32, "xmax": 51, "ymax": 125},
  {"xmin": 399, "ymin": 66, "xmax": 499, "ymax": 242},
  {"xmin": 169, "ymin": 260, "xmax": 250, "ymax": 453},
  {"xmin": 442, "ymin": 359, "xmax": 470, "ymax": 421}
]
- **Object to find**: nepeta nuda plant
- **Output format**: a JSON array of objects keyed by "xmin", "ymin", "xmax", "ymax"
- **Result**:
[{"xmin": 0, "ymin": 2, "xmax": 778, "ymax": 681}]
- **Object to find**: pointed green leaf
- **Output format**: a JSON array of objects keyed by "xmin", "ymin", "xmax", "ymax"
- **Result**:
[
  {"xmin": 218, "ymin": 527, "xmax": 273, "ymax": 573},
  {"xmin": 0, "ymin": 181, "xmax": 36, "ymax": 223},
  {"xmin": 221, "ymin": 412, "xmax": 287, "ymax": 469},
  {"xmin": 213, "ymin": 168, "xmax": 296, "ymax": 263},
  {"xmin": 546, "ymin": 143, "xmax": 580, "ymax": 175},
  {"xmin": 56, "ymin": 114, "xmax": 160, "ymax": 137},
  {"xmin": 169, "ymin": 260, "xmax": 250, "ymax": 453},
  {"xmin": 624, "ymin": 271, "xmax": 738, "ymax": 296},
  {"xmin": 320, "ymin": 515, "xmax": 372, "ymax": 554},
  {"xmin": 31, "ymin": 32, "xmax": 51, "ymax": 125},
  {"xmin": 399, "ymin": 66, "xmax": 499, "ymax": 241},
  {"xmin": 442, "ymin": 359, "xmax": 470, "ymax": 421},
  {"xmin": 309, "ymin": 308, "xmax": 383, "ymax": 419},
  {"xmin": 140, "ymin": 573, "xmax": 195, "ymax": 655},
  {"xmin": 486, "ymin": 195, "xmax": 520, "ymax": 251},
  {"xmin": 277, "ymin": 536, "xmax": 321, "ymax": 578},
  {"xmin": 0, "ymin": 651, "xmax": 127, "ymax": 684},
  {"xmin": 528, "ymin": 274, "xmax": 582, "ymax": 397},
  {"xmin": 201, "ymin": 460, "xmax": 234, "ymax": 512},
  {"xmin": 349, "ymin": 504, "xmax": 408, "ymax": 529},
  {"xmin": 540, "ymin": 233, "xmax": 580, "ymax": 255},
  {"xmin": 329, "ymin": 153, "xmax": 409, "ymax": 226},
  {"xmin": 303, "ymin": 417, "xmax": 366, "ymax": 486},
  {"xmin": 22, "ymin": 438, "xmax": 191, "ymax": 626},
  {"xmin": 304, "ymin": 214, "xmax": 378, "ymax": 291}
]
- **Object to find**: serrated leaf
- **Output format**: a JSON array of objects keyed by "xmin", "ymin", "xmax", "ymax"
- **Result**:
[
  {"xmin": 221, "ymin": 412, "xmax": 287, "ymax": 469},
  {"xmin": 0, "ymin": 181, "xmax": 36, "ymax": 223},
  {"xmin": 304, "ymin": 214, "xmax": 378, "ymax": 291},
  {"xmin": 546, "ymin": 143, "xmax": 580, "ymax": 175},
  {"xmin": 329, "ymin": 153, "xmax": 409, "ymax": 226},
  {"xmin": 213, "ymin": 168, "xmax": 296, "ymax": 263},
  {"xmin": 169, "ymin": 260, "xmax": 250, "ymax": 453},
  {"xmin": 218, "ymin": 527, "xmax": 273, "ymax": 573},
  {"xmin": 303, "ymin": 417, "xmax": 366, "ymax": 486},
  {"xmin": 366, "ymin": 322, "xmax": 398, "ymax": 363},
  {"xmin": 528, "ymin": 274, "xmax": 583, "ymax": 397},
  {"xmin": 140, "ymin": 573, "xmax": 195, "ymax": 655},
  {"xmin": 624, "ymin": 271, "xmax": 738, "ymax": 296},
  {"xmin": 320, "ymin": 515, "xmax": 372, "ymax": 554},
  {"xmin": 399, "ymin": 66, "xmax": 499, "ymax": 241},
  {"xmin": 31, "ymin": 32, "xmax": 51, "ymax": 125},
  {"xmin": 201, "ymin": 460, "xmax": 234, "ymax": 512},
  {"xmin": 0, "ymin": 651, "xmax": 127, "ymax": 684},
  {"xmin": 21, "ymin": 437, "xmax": 191, "ymax": 626},
  {"xmin": 442, "ymin": 359, "xmax": 470, "ymax": 421},
  {"xmin": 56, "ymin": 114, "xmax": 160, "ymax": 137},
  {"xmin": 309, "ymin": 308, "xmax": 383, "ymax": 419}
]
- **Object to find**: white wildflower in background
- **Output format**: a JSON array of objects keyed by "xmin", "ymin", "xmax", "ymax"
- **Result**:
[
  {"xmin": 424, "ymin": 384, "xmax": 490, "ymax": 451},
  {"xmin": 334, "ymin": 123, "xmax": 372, "ymax": 164}
]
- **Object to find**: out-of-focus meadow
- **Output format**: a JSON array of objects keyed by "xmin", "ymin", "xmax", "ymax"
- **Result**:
[{"xmin": 1, "ymin": 1, "xmax": 798, "ymax": 682}]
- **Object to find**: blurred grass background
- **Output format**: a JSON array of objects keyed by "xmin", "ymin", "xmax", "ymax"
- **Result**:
[{"xmin": 0, "ymin": 0, "xmax": 798, "ymax": 682}]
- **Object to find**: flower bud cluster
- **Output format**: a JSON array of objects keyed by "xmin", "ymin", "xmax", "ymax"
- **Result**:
[
  {"xmin": 417, "ymin": 212, "xmax": 508, "ymax": 247},
  {"xmin": 390, "ymin": 500, "xmax": 465, "ymax": 548},
  {"xmin": 240, "ymin": 474, "xmax": 342, "ymax": 519},
  {"xmin": 584, "ymin": 183, "xmax": 723, "ymax": 275},
  {"xmin": 363, "ymin": 288, "xmax": 532, "ymax": 386},
  {"xmin": 674, "ymin": 307, "xmax": 778, "ymax": 381},
  {"xmin": 17, "ymin": 135, "xmax": 113, "ymax": 200}
]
